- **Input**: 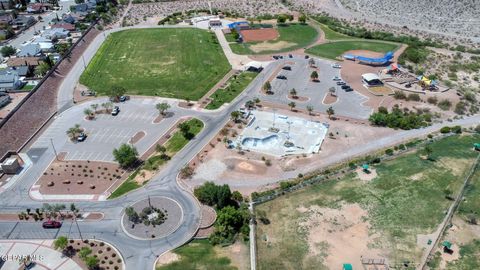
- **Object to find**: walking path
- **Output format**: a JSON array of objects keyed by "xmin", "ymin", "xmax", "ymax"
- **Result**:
[{"xmin": 214, "ymin": 28, "xmax": 252, "ymax": 70}]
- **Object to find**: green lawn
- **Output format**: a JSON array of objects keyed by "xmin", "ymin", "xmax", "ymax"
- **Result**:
[
  {"xmin": 108, "ymin": 118, "xmax": 204, "ymax": 199},
  {"xmin": 156, "ymin": 240, "xmax": 237, "ymax": 270},
  {"xmin": 80, "ymin": 28, "xmax": 230, "ymax": 100},
  {"xmin": 229, "ymin": 23, "xmax": 318, "ymax": 55},
  {"xmin": 20, "ymin": 84, "xmax": 35, "ymax": 91},
  {"xmin": 319, "ymin": 24, "xmax": 355, "ymax": 41},
  {"xmin": 206, "ymin": 71, "xmax": 258, "ymax": 110},
  {"xmin": 256, "ymin": 135, "xmax": 480, "ymax": 269},
  {"xmin": 305, "ymin": 40, "xmax": 399, "ymax": 60}
]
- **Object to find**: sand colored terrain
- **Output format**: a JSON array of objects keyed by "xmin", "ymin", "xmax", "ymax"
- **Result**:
[
  {"xmin": 297, "ymin": 203, "xmax": 385, "ymax": 269},
  {"xmin": 241, "ymin": 28, "xmax": 279, "ymax": 42},
  {"xmin": 155, "ymin": 251, "xmax": 180, "ymax": 267},
  {"xmin": 356, "ymin": 167, "xmax": 377, "ymax": 182},
  {"xmin": 249, "ymin": 41, "xmax": 297, "ymax": 53}
]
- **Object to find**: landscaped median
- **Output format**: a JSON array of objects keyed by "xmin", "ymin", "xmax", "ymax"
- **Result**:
[
  {"xmin": 205, "ymin": 71, "xmax": 258, "ymax": 110},
  {"xmin": 108, "ymin": 118, "xmax": 204, "ymax": 199}
]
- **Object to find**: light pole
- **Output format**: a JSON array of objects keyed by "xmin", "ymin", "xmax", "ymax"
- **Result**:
[{"xmin": 50, "ymin": 138, "xmax": 59, "ymax": 161}]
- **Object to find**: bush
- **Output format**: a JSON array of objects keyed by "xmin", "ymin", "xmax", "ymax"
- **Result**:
[
  {"xmin": 454, "ymin": 101, "xmax": 467, "ymax": 115},
  {"xmin": 194, "ymin": 182, "xmax": 234, "ymax": 209},
  {"xmin": 398, "ymin": 144, "xmax": 406, "ymax": 150},
  {"xmin": 438, "ymin": 99, "xmax": 452, "ymax": 111},
  {"xmin": 385, "ymin": 149, "xmax": 394, "ymax": 156},
  {"xmin": 393, "ymin": 91, "xmax": 407, "ymax": 100},
  {"xmin": 451, "ymin": 125, "xmax": 462, "ymax": 134},
  {"xmin": 427, "ymin": 96, "xmax": 438, "ymax": 104},
  {"xmin": 440, "ymin": 126, "xmax": 451, "ymax": 133},
  {"xmin": 112, "ymin": 144, "xmax": 138, "ymax": 168},
  {"xmin": 407, "ymin": 93, "xmax": 421, "ymax": 102},
  {"xmin": 369, "ymin": 105, "xmax": 431, "ymax": 130}
]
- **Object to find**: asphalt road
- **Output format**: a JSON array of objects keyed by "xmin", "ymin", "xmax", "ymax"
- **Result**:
[{"xmin": 1, "ymin": 23, "xmax": 480, "ymax": 270}]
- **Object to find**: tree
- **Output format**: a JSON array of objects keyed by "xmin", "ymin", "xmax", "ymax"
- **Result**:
[
  {"xmin": 90, "ymin": 104, "xmax": 98, "ymax": 113},
  {"xmin": 231, "ymin": 110, "xmax": 241, "ymax": 122},
  {"xmin": 155, "ymin": 102, "xmax": 170, "ymax": 116},
  {"xmin": 326, "ymin": 106, "xmax": 335, "ymax": 119},
  {"xmin": 53, "ymin": 236, "xmax": 68, "ymax": 251},
  {"xmin": 85, "ymin": 256, "xmax": 99, "ymax": 270},
  {"xmin": 113, "ymin": 144, "xmax": 138, "ymax": 168},
  {"xmin": 125, "ymin": 206, "xmax": 139, "ymax": 223},
  {"xmin": 66, "ymin": 124, "xmax": 82, "ymax": 140},
  {"xmin": 178, "ymin": 122, "xmax": 194, "ymax": 140},
  {"xmin": 232, "ymin": 191, "xmax": 243, "ymax": 202},
  {"xmin": 155, "ymin": 144, "xmax": 166, "ymax": 154},
  {"xmin": 329, "ymin": 87, "xmax": 336, "ymax": 96},
  {"xmin": 194, "ymin": 181, "xmax": 233, "ymax": 209},
  {"xmin": 262, "ymin": 81, "xmax": 272, "ymax": 93},
  {"xmin": 276, "ymin": 14, "xmax": 287, "ymax": 24},
  {"xmin": 83, "ymin": 108, "xmax": 94, "ymax": 119},
  {"xmin": 101, "ymin": 102, "xmax": 113, "ymax": 113},
  {"xmin": 308, "ymin": 58, "xmax": 315, "ymax": 67},
  {"xmin": 107, "ymin": 85, "xmax": 126, "ymax": 101},
  {"xmin": 310, "ymin": 71, "xmax": 319, "ymax": 81},
  {"xmin": 245, "ymin": 100, "xmax": 255, "ymax": 109},
  {"xmin": 78, "ymin": 247, "xmax": 92, "ymax": 260},
  {"xmin": 289, "ymin": 88, "xmax": 297, "ymax": 98},
  {"xmin": 288, "ymin": 101, "xmax": 296, "ymax": 111},
  {"xmin": 35, "ymin": 62, "xmax": 51, "ymax": 76},
  {"xmin": 306, "ymin": 105, "xmax": 314, "ymax": 115},
  {"xmin": 1, "ymin": 45, "xmax": 16, "ymax": 57},
  {"xmin": 298, "ymin": 14, "xmax": 307, "ymax": 24},
  {"xmin": 209, "ymin": 205, "xmax": 250, "ymax": 245},
  {"xmin": 424, "ymin": 145, "xmax": 433, "ymax": 160}
]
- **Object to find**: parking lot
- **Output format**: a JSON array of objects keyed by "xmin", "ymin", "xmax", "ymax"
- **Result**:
[
  {"xmin": 261, "ymin": 57, "xmax": 372, "ymax": 119},
  {"xmin": 29, "ymin": 98, "xmax": 185, "ymax": 163}
]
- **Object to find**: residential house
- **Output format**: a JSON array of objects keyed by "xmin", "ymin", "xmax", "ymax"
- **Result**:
[
  {"xmin": 17, "ymin": 44, "xmax": 41, "ymax": 57},
  {"xmin": 51, "ymin": 23, "xmax": 75, "ymax": 32},
  {"xmin": 31, "ymin": 36, "xmax": 54, "ymax": 52},
  {"xmin": 71, "ymin": 3, "xmax": 89, "ymax": 13},
  {"xmin": 0, "ymin": 73, "xmax": 24, "ymax": 92},
  {"xmin": 0, "ymin": 13, "xmax": 13, "ymax": 25},
  {"xmin": 0, "ymin": 93, "xmax": 11, "ymax": 109},
  {"xmin": 12, "ymin": 16, "xmax": 36, "ymax": 30},
  {"xmin": 0, "ymin": 66, "xmax": 31, "ymax": 79},
  {"xmin": 7, "ymin": 57, "xmax": 42, "ymax": 68},
  {"xmin": 61, "ymin": 14, "xmax": 76, "ymax": 24},
  {"xmin": 42, "ymin": 28, "xmax": 69, "ymax": 40},
  {"xmin": 0, "ymin": 0, "xmax": 13, "ymax": 10},
  {"xmin": 27, "ymin": 3, "xmax": 52, "ymax": 14}
]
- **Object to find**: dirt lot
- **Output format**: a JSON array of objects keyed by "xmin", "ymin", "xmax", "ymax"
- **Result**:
[
  {"xmin": 38, "ymin": 153, "xmax": 127, "ymax": 195},
  {"xmin": 240, "ymin": 28, "xmax": 279, "ymax": 42},
  {"xmin": 0, "ymin": 92, "xmax": 29, "ymax": 119},
  {"xmin": 68, "ymin": 239, "xmax": 123, "ymax": 270}
]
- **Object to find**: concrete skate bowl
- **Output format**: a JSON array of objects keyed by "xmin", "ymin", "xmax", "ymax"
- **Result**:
[{"xmin": 241, "ymin": 134, "xmax": 280, "ymax": 150}]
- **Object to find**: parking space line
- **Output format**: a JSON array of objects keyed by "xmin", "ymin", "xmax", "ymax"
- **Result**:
[{"xmin": 85, "ymin": 152, "xmax": 95, "ymax": 160}]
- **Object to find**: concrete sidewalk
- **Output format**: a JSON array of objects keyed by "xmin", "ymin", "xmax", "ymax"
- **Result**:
[{"xmin": 0, "ymin": 240, "xmax": 81, "ymax": 270}]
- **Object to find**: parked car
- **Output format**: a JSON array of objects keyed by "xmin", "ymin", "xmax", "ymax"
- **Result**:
[
  {"xmin": 336, "ymin": 81, "xmax": 346, "ymax": 85},
  {"xmin": 282, "ymin": 66, "xmax": 292, "ymax": 71},
  {"xmin": 77, "ymin": 133, "xmax": 87, "ymax": 142},
  {"xmin": 344, "ymin": 87, "xmax": 353, "ymax": 92},
  {"xmin": 42, "ymin": 220, "xmax": 62, "ymax": 229},
  {"xmin": 112, "ymin": 106, "xmax": 120, "ymax": 116},
  {"xmin": 341, "ymin": 85, "xmax": 350, "ymax": 90},
  {"xmin": 331, "ymin": 63, "xmax": 341, "ymax": 68},
  {"xmin": 332, "ymin": 76, "xmax": 341, "ymax": 81},
  {"xmin": 276, "ymin": 75, "xmax": 287, "ymax": 80},
  {"xmin": 288, "ymin": 54, "xmax": 293, "ymax": 58},
  {"xmin": 272, "ymin": 55, "xmax": 280, "ymax": 60},
  {"xmin": 304, "ymin": 55, "xmax": 310, "ymax": 59},
  {"xmin": 119, "ymin": 95, "xmax": 129, "ymax": 102}
]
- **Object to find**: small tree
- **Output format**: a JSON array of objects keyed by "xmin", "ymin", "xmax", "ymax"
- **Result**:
[
  {"xmin": 1, "ymin": 45, "xmax": 16, "ymax": 57},
  {"xmin": 231, "ymin": 111, "xmax": 241, "ymax": 122},
  {"xmin": 35, "ymin": 62, "xmax": 51, "ymax": 76},
  {"xmin": 329, "ymin": 87, "xmax": 336, "ymax": 96},
  {"xmin": 113, "ymin": 144, "xmax": 139, "ymax": 168},
  {"xmin": 66, "ymin": 124, "xmax": 82, "ymax": 140},
  {"xmin": 245, "ymin": 100, "xmax": 255, "ymax": 109},
  {"xmin": 276, "ymin": 14, "xmax": 287, "ymax": 24},
  {"xmin": 155, "ymin": 102, "xmax": 171, "ymax": 116},
  {"xmin": 78, "ymin": 247, "xmax": 92, "ymax": 260},
  {"xmin": 90, "ymin": 104, "xmax": 98, "ymax": 113},
  {"xmin": 308, "ymin": 58, "xmax": 315, "ymax": 67},
  {"xmin": 298, "ymin": 14, "xmax": 307, "ymax": 24},
  {"xmin": 85, "ymin": 256, "xmax": 99, "ymax": 270},
  {"xmin": 178, "ymin": 122, "xmax": 194, "ymax": 140},
  {"xmin": 262, "ymin": 81, "xmax": 272, "ymax": 94},
  {"xmin": 101, "ymin": 102, "xmax": 113, "ymax": 113},
  {"xmin": 289, "ymin": 88, "xmax": 297, "ymax": 98},
  {"xmin": 107, "ymin": 85, "xmax": 126, "ymax": 102},
  {"xmin": 306, "ymin": 105, "xmax": 314, "ymax": 115},
  {"xmin": 310, "ymin": 71, "xmax": 319, "ymax": 81},
  {"xmin": 424, "ymin": 145, "xmax": 433, "ymax": 160},
  {"xmin": 288, "ymin": 101, "xmax": 296, "ymax": 111},
  {"xmin": 125, "ymin": 206, "xmax": 139, "ymax": 223},
  {"xmin": 326, "ymin": 106, "xmax": 335, "ymax": 119},
  {"xmin": 53, "ymin": 236, "xmax": 68, "ymax": 251},
  {"xmin": 156, "ymin": 144, "xmax": 166, "ymax": 154},
  {"xmin": 83, "ymin": 108, "xmax": 94, "ymax": 119}
]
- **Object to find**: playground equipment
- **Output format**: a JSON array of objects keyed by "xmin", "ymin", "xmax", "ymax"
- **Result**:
[
  {"xmin": 474, "ymin": 143, "xmax": 480, "ymax": 151},
  {"xmin": 362, "ymin": 164, "xmax": 370, "ymax": 173},
  {"xmin": 343, "ymin": 51, "xmax": 394, "ymax": 65},
  {"xmin": 342, "ymin": 263, "xmax": 353, "ymax": 270}
]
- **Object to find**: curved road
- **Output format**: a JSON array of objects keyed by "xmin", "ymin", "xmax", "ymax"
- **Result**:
[{"xmin": 1, "ymin": 24, "xmax": 480, "ymax": 270}]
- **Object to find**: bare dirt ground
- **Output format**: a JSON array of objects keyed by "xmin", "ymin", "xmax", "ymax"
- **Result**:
[
  {"xmin": 0, "ymin": 92, "xmax": 28, "ymax": 119},
  {"xmin": 156, "ymin": 251, "xmax": 180, "ymax": 267},
  {"xmin": 297, "ymin": 203, "xmax": 385, "ymax": 269},
  {"xmin": 215, "ymin": 241, "xmax": 250, "ymax": 270},
  {"xmin": 356, "ymin": 167, "xmax": 377, "ymax": 182},
  {"xmin": 322, "ymin": 93, "xmax": 337, "ymax": 104},
  {"xmin": 241, "ymin": 28, "xmax": 279, "ymax": 42},
  {"xmin": 69, "ymin": 239, "xmax": 124, "ymax": 270}
]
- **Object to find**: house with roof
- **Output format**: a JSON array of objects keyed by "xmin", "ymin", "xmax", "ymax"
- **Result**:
[
  {"xmin": 0, "ymin": 72, "xmax": 24, "ymax": 92},
  {"xmin": 27, "ymin": 3, "xmax": 52, "ymax": 14},
  {"xmin": 71, "ymin": 3, "xmax": 89, "ymax": 13},
  {"xmin": 0, "ymin": 0, "xmax": 13, "ymax": 10},
  {"xmin": 0, "ymin": 93, "xmax": 11, "ymax": 109},
  {"xmin": 51, "ymin": 23, "xmax": 75, "ymax": 32},
  {"xmin": 31, "ymin": 36, "xmax": 54, "ymax": 52},
  {"xmin": 17, "ymin": 43, "xmax": 41, "ymax": 57},
  {"xmin": 12, "ymin": 15, "xmax": 36, "ymax": 30},
  {"xmin": 42, "ymin": 28, "xmax": 69, "ymax": 40},
  {"xmin": 61, "ymin": 14, "xmax": 76, "ymax": 24},
  {"xmin": 7, "ymin": 56, "xmax": 42, "ymax": 68},
  {"xmin": 0, "ymin": 13, "xmax": 13, "ymax": 25},
  {"xmin": 0, "ymin": 66, "xmax": 32, "ymax": 79}
]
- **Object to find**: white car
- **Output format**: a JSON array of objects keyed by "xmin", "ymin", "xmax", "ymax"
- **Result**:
[
  {"xmin": 331, "ymin": 63, "xmax": 341, "ymax": 68},
  {"xmin": 332, "ymin": 76, "xmax": 341, "ymax": 81}
]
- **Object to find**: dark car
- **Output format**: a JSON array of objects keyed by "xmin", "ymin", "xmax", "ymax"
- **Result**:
[
  {"xmin": 336, "ymin": 81, "xmax": 346, "ymax": 85},
  {"xmin": 288, "ymin": 54, "xmax": 293, "ymax": 58},
  {"xmin": 341, "ymin": 85, "xmax": 350, "ymax": 90},
  {"xmin": 344, "ymin": 87, "xmax": 353, "ymax": 92},
  {"xmin": 305, "ymin": 55, "xmax": 310, "ymax": 59},
  {"xmin": 77, "ymin": 133, "xmax": 87, "ymax": 142},
  {"xmin": 42, "ymin": 220, "xmax": 62, "ymax": 229},
  {"xmin": 282, "ymin": 66, "xmax": 292, "ymax": 71},
  {"xmin": 272, "ymin": 55, "xmax": 279, "ymax": 60},
  {"xmin": 276, "ymin": 75, "xmax": 287, "ymax": 80}
]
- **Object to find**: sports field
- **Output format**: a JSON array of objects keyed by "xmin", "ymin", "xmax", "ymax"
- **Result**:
[
  {"xmin": 255, "ymin": 134, "xmax": 480, "ymax": 269},
  {"xmin": 80, "ymin": 28, "xmax": 230, "ymax": 100},
  {"xmin": 229, "ymin": 23, "xmax": 318, "ymax": 55},
  {"xmin": 306, "ymin": 40, "xmax": 399, "ymax": 60}
]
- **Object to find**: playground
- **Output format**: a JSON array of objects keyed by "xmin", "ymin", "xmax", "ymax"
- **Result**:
[{"xmin": 235, "ymin": 111, "xmax": 328, "ymax": 157}]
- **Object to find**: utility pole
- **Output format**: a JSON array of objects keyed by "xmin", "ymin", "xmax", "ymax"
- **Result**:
[
  {"xmin": 75, "ymin": 216, "xmax": 83, "ymax": 241},
  {"xmin": 50, "ymin": 138, "xmax": 59, "ymax": 161}
]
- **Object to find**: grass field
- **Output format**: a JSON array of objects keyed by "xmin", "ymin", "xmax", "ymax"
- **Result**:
[
  {"xmin": 255, "ymin": 134, "xmax": 480, "ymax": 269},
  {"xmin": 156, "ymin": 240, "xmax": 238, "ymax": 270},
  {"xmin": 319, "ymin": 24, "xmax": 355, "ymax": 41},
  {"xmin": 206, "ymin": 71, "xmax": 258, "ymax": 110},
  {"xmin": 80, "ymin": 28, "xmax": 230, "ymax": 100},
  {"xmin": 305, "ymin": 40, "xmax": 399, "ymax": 60},
  {"xmin": 108, "ymin": 119, "xmax": 204, "ymax": 199},
  {"xmin": 229, "ymin": 23, "xmax": 318, "ymax": 55}
]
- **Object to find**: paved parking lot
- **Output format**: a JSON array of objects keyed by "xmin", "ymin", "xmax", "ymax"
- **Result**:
[
  {"xmin": 261, "ymin": 57, "xmax": 372, "ymax": 119},
  {"xmin": 29, "ymin": 98, "xmax": 186, "ymax": 163}
]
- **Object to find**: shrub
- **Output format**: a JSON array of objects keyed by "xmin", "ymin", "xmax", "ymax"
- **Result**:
[
  {"xmin": 451, "ymin": 125, "xmax": 462, "ymax": 134},
  {"xmin": 427, "ymin": 96, "xmax": 438, "ymax": 104},
  {"xmin": 454, "ymin": 101, "xmax": 467, "ymax": 115},
  {"xmin": 385, "ymin": 149, "xmax": 394, "ymax": 156},
  {"xmin": 407, "ymin": 93, "xmax": 421, "ymax": 102},
  {"xmin": 437, "ymin": 99, "xmax": 452, "ymax": 110},
  {"xmin": 440, "ymin": 126, "xmax": 451, "ymax": 133},
  {"xmin": 393, "ymin": 91, "xmax": 407, "ymax": 100}
]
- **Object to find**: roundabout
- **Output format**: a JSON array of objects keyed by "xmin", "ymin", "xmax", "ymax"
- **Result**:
[{"xmin": 121, "ymin": 196, "xmax": 183, "ymax": 240}]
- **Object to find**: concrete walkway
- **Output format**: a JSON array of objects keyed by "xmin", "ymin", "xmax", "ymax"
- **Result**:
[
  {"xmin": 0, "ymin": 240, "xmax": 81, "ymax": 270},
  {"xmin": 214, "ymin": 28, "xmax": 252, "ymax": 70}
]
